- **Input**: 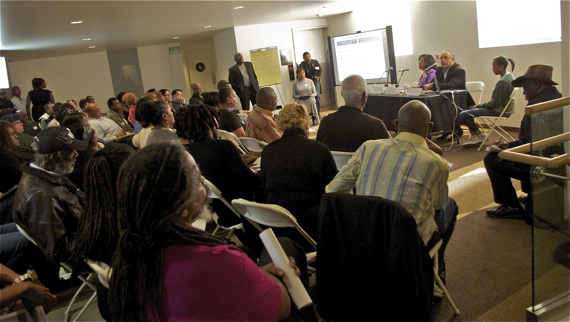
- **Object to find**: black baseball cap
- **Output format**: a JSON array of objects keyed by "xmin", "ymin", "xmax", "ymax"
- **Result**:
[{"xmin": 36, "ymin": 126, "xmax": 89, "ymax": 154}]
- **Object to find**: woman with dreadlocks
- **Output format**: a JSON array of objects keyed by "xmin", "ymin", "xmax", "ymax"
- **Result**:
[
  {"xmin": 174, "ymin": 104, "xmax": 262, "ymax": 249},
  {"xmin": 109, "ymin": 143, "xmax": 302, "ymax": 321}
]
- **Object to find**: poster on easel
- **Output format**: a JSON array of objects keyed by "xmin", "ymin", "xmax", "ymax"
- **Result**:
[{"xmin": 250, "ymin": 46, "xmax": 282, "ymax": 86}]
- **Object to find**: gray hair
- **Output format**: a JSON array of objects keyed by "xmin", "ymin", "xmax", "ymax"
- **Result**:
[
  {"xmin": 31, "ymin": 141, "xmax": 74, "ymax": 174},
  {"xmin": 441, "ymin": 50, "xmax": 455, "ymax": 59},
  {"xmin": 341, "ymin": 74, "xmax": 367, "ymax": 106}
]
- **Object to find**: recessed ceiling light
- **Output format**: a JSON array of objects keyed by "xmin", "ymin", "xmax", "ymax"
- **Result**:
[
  {"xmin": 172, "ymin": 36, "xmax": 179, "ymax": 39},
  {"xmin": 70, "ymin": 21, "xmax": 83, "ymax": 25},
  {"xmin": 83, "ymin": 38, "xmax": 91, "ymax": 41},
  {"xmin": 233, "ymin": 6, "xmax": 244, "ymax": 9},
  {"xmin": 88, "ymin": 46, "xmax": 96, "ymax": 49},
  {"xmin": 204, "ymin": 25, "xmax": 212, "ymax": 29}
]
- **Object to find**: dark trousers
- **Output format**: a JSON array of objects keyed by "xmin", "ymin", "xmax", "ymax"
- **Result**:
[
  {"xmin": 426, "ymin": 197, "xmax": 458, "ymax": 285},
  {"xmin": 484, "ymin": 152, "xmax": 529, "ymax": 208},
  {"xmin": 238, "ymin": 86, "xmax": 257, "ymax": 111},
  {"xmin": 314, "ymin": 81, "xmax": 321, "ymax": 113}
]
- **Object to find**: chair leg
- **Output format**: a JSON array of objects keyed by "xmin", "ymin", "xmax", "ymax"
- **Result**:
[
  {"xmin": 434, "ymin": 268, "xmax": 460, "ymax": 315},
  {"xmin": 227, "ymin": 228, "xmax": 236, "ymax": 239},
  {"xmin": 65, "ymin": 273, "xmax": 97, "ymax": 322},
  {"xmin": 212, "ymin": 225, "xmax": 220, "ymax": 236}
]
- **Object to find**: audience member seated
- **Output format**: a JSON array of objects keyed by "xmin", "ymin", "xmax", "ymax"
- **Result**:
[
  {"xmin": 292, "ymin": 67, "xmax": 319, "ymax": 126},
  {"xmin": 86, "ymin": 95, "xmax": 95, "ymax": 104},
  {"xmin": 189, "ymin": 83, "xmax": 204, "ymax": 105},
  {"xmin": 132, "ymin": 99, "xmax": 175, "ymax": 148},
  {"xmin": 69, "ymin": 143, "xmax": 133, "ymax": 321},
  {"xmin": 145, "ymin": 101, "xmax": 178, "ymax": 146},
  {"xmin": 66, "ymin": 124, "xmax": 101, "ymax": 190},
  {"xmin": 170, "ymin": 89, "xmax": 187, "ymax": 112},
  {"xmin": 159, "ymin": 89, "xmax": 174, "ymax": 112},
  {"xmin": 2, "ymin": 114, "xmax": 34, "ymax": 163},
  {"xmin": 0, "ymin": 263, "xmax": 57, "ymax": 314},
  {"xmin": 484, "ymin": 65, "xmax": 562, "ymax": 222},
  {"xmin": 109, "ymin": 143, "xmax": 312, "ymax": 321},
  {"xmin": 122, "ymin": 93, "xmax": 138, "ymax": 125},
  {"xmin": 64, "ymin": 99, "xmax": 78, "ymax": 110},
  {"xmin": 416, "ymin": 54, "xmax": 437, "ymax": 89},
  {"xmin": 327, "ymin": 100, "xmax": 458, "ymax": 284},
  {"xmin": 106, "ymin": 97, "xmax": 134, "ymax": 132},
  {"xmin": 78, "ymin": 99, "xmax": 89, "ymax": 112},
  {"xmin": 46, "ymin": 103, "xmax": 63, "ymax": 128},
  {"xmin": 317, "ymin": 74, "xmax": 390, "ymax": 152},
  {"xmin": 13, "ymin": 126, "xmax": 88, "ymax": 263},
  {"xmin": 86, "ymin": 103, "xmax": 128, "ymax": 143},
  {"xmin": 218, "ymin": 80, "xmax": 242, "ymax": 110},
  {"xmin": 143, "ymin": 90, "xmax": 157, "ymax": 102},
  {"xmin": 246, "ymin": 87, "xmax": 282, "ymax": 143},
  {"xmin": 261, "ymin": 103, "xmax": 337, "ymax": 247},
  {"xmin": 53, "ymin": 103, "xmax": 75, "ymax": 127},
  {"xmin": 20, "ymin": 113, "xmax": 41, "ymax": 137},
  {"xmin": 62, "ymin": 110, "xmax": 90, "ymax": 128},
  {"xmin": 461, "ymin": 56, "xmax": 515, "ymax": 148},
  {"xmin": 175, "ymin": 105, "xmax": 261, "ymax": 244},
  {"xmin": 202, "ymin": 91, "xmax": 219, "ymax": 110},
  {"xmin": 217, "ymin": 87, "xmax": 246, "ymax": 137},
  {"xmin": 0, "ymin": 120, "xmax": 22, "ymax": 194},
  {"xmin": 38, "ymin": 103, "xmax": 55, "ymax": 129}
]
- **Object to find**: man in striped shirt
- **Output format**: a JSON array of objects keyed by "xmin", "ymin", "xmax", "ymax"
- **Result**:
[
  {"xmin": 326, "ymin": 100, "xmax": 458, "ymax": 284},
  {"xmin": 245, "ymin": 87, "xmax": 282, "ymax": 143}
]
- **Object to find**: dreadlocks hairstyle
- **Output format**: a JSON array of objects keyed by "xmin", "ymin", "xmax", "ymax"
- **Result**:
[
  {"xmin": 69, "ymin": 143, "xmax": 134, "ymax": 266},
  {"xmin": 174, "ymin": 104, "xmax": 218, "ymax": 143},
  {"xmin": 109, "ymin": 143, "xmax": 225, "ymax": 322}
]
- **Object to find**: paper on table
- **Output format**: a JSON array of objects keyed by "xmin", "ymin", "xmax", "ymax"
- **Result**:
[{"xmin": 259, "ymin": 229, "xmax": 313, "ymax": 309}]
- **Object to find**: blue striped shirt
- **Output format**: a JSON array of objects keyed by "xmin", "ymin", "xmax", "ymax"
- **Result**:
[{"xmin": 326, "ymin": 132, "xmax": 450, "ymax": 244}]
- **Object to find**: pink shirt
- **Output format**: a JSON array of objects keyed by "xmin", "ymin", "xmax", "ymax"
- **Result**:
[{"xmin": 157, "ymin": 244, "xmax": 281, "ymax": 321}]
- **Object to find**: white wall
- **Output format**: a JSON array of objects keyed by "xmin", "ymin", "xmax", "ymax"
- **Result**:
[
  {"xmin": 138, "ymin": 44, "xmax": 177, "ymax": 92},
  {"xmin": 232, "ymin": 18, "xmax": 328, "ymax": 107},
  {"xmin": 182, "ymin": 40, "xmax": 220, "ymax": 92},
  {"xmin": 8, "ymin": 52, "xmax": 113, "ymax": 111},
  {"xmin": 213, "ymin": 28, "xmax": 238, "ymax": 83}
]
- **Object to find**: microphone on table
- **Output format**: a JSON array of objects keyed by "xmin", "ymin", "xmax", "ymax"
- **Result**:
[
  {"xmin": 396, "ymin": 68, "xmax": 410, "ymax": 86},
  {"xmin": 368, "ymin": 67, "xmax": 393, "ymax": 93}
]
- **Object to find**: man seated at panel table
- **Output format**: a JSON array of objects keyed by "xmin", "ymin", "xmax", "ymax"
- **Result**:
[
  {"xmin": 317, "ymin": 74, "xmax": 390, "ymax": 152},
  {"xmin": 326, "ymin": 100, "xmax": 458, "ymax": 285}
]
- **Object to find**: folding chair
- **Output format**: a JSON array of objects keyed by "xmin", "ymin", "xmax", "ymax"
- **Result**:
[
  {"xmin": 204, "ymin": 179, "xmax": 263, "ymax": 238},
  {"xmin": 430, "ymin": 240, "xmax": 460, "ymax": 315},
  {"xmin": 466, "ymin": 81, "xmax": 485, "ymax": 104},
  {"xmin": 218, "ymin": 130, "xmax": 248, "ymax": 154},
  {"xmin": 330, "ymin": 151, "xmax": 354, "ymax": 170},
  {"xmin": 239, "ymin": 137, "xmax": 268, "ymax": 153},
  {"xmin": 85, "ymin": 259, "xmax": 111, "ymax": 289},
  {"xmin": 475, "ymin": 87, "xmax": 519, "ymax": 151},
  {"xmin": 15, "ymin": 225, "xmax": 98, "ymax": 322}
]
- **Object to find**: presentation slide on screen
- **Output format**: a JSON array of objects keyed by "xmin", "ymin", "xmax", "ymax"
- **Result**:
[{"xmin": 332, "ymin": 30, "xmax": 388, "ymax": 83}]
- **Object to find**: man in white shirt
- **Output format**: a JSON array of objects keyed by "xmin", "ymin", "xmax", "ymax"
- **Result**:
[
  {"xmin": 85, "ymin": 103, "xmax": 128, "ymax": 143},
  {"xmin": 11, "ymin": 86, "xmax": 26, "ymax": 112}
]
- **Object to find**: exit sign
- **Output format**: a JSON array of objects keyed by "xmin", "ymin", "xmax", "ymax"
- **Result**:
[{"xmin": 169, "ymin": 46, "xmax": 180, "ymax": 55}]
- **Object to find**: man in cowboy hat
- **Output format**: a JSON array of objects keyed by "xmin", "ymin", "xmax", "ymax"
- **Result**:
[{"xmin": 484, "ymin": 65, "xmax": 561, "ymax": 221}]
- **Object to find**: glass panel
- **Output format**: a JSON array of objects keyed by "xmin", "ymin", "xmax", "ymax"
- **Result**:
[{"xmin": 529, "ymin": 102, "xmax": 569, "ymax": 312}]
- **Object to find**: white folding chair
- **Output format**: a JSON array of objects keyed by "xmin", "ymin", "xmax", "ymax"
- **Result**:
[
  {"xmin": 466, "ymin": 81, "xmax": 485, "ymax": 104},
  {"xmin": 475, "ymin": 87, "xmax": 519, "ymax": 151},
  {"xmin": 430, "ymin": 240, "xmax": 460, "ymax": 315},
  {"xmin": 204, "ymin": 179, "xmax": 263, "ymax": 238},
  {"xmin": 239, "ymin": 137, "xmax": 268, "ymax": 153},
  {"xmin": 15, "ymin": 225, "xmax": 98, "ymax": 322},
  {"xmin": 85, "ymin": 259, "xmax": 111, "ymax": 289},
  {"xmin": 218, "ymin": 130, "xmax": 249, "ymax": 154},
  {"xmin": 331, "ymin": 151, "xmax": 354, "ymax": 171}
]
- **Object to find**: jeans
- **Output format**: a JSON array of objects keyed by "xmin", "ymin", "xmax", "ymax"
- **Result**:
[{"xmin": 457, "ymin": 107, "xmax": 500, "ymax": 133}]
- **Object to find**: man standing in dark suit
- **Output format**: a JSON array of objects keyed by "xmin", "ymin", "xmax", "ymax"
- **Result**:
[
  {"xmin": 298, "ymin": 52, "xmax": 322, "ymax": 114},
  {"xmin": 229, "ymin": 53, "xmax": 260, "ymax": 110}
]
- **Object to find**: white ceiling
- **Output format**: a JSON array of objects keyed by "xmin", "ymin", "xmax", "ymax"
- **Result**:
[{"xmin": 0, "ymin": 1, "xmax": 354, "ymax": 62}]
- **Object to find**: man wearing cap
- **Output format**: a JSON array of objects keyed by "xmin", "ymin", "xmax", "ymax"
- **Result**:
[
  {"xmin": 484, "ymin": 65, "xmax": 562, "ymax": 221},
  {"xmin": 13, "ymin": 126, "xmax": 88, "ymax": 262},
  {"xmin": 85, "ymin": 103, "xmax": 128, "ymax": 143}
]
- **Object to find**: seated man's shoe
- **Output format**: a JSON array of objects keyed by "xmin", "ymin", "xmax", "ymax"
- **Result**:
[
  {"xmin": 486, "ymin": 205, "xmax": 524, "ymax": 219},
  {"xmin": 519, "ymin": 194, "xmax": 528, "ymax": 205},
  {"xmin": 462, "ymin": 134, "xmax": 483, "ymax": 148}
]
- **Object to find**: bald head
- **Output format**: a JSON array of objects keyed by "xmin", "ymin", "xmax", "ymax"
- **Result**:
[
  {"xmin": 396, "ymin": 100, "xmax": 432, "ymax": 137},
  {"xmin": 85, "ymin": 103, "xmax": 103, "ymax": 119},
  {"xmin": 341, "ymin": 74, "xmax": 368, "ymax": 109},
  {"xmin": 256, "ymin": 87, "xmax": 278, "ymax": 111}
]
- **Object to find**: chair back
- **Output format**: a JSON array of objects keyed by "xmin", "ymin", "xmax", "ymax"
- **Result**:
[
  {"xmin": 232, "ymin": 198, "xmax": 316, "ymax": 247},
  {"xmin": 466, "ymin": 81, "xmax": 485, "ymax": 104},
  {"xmin": 218, "ymin": 130, "xmax": 249, "ymax": 154},
  {"xmin": 239, "ymin": 137, "xmax": 268, "ymax": 153},
  {"xmin": 501, "ymin": 87, "xmax": 519, "ymax": 117},
  {"xmin": 331, "ymin": 151, "xmax": 354, "ymax": 170},
  {"xmin": 85, "ymin": 259, "xmax": 111, "ymax": 289}
]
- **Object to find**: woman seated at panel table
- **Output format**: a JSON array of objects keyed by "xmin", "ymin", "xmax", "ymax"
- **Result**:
[
  {"xmin": 292, "ymin": 67, "xmax": 319, "ymax": 126},
  {"xmin": 414, "ymin": 54, "xmax": 437, "ymax": 89},
  {"xmin": 459, "ymin": 56, "xmax": 515, "ymax": 148}
]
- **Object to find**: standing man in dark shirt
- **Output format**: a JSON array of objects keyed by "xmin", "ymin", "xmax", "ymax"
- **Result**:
[
  {"xmin": 229, "ymin": 53, "xmax": 260, "ymax": 111},
  {"xmin": 298, "ymin": 52, "xmax": 322, "ymax": 115},
  {"xmin": 317, "ymin": 74, "xmax": 390, "ymax": 152},
  {"xmin": 189, "ymin": 83, "xmax": 204, "ymax": 105},
  {"xmin": 484, "ymin": 65, "xmax": 562, "ymax": 222}
]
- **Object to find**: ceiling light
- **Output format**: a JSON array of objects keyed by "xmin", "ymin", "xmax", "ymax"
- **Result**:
[
  {"xmin": 83, "ymin": 38, "xmax": 91, "ymax": 41},
  {"xmin": 233, "ymin": 6, "xmax": 244, "ymax": 9},
  {"xmin": 204, "ymin": 26, "xmax": 212, "ymax": 29},
  {"xmin": 172, "ymin": 36, "xmax": 179, "ymax": 39},
  {"xmin": 88, "ymin": 46, "xmax": 96, "ymax": 49},
  {"xmin": 70, "ymin": 21, "xmax": 83, "ymax": 25}
]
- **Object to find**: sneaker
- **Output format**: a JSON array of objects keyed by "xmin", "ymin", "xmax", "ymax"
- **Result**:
[
  {"xmin": 486, "ymin": 205, "xmax": 524, "ymax": 219},
  {"xmin": 462, "ymin": 134, "xmax": 483, "ymax": 148}
]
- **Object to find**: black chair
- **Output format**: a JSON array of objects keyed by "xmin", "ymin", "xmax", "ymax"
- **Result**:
[
  {"xmin": 0, "ymin": 185, "xmax": 18, "ymax": 225},
  {"xmin": 316, "ymin": 193, "xmax": 433, "ymax": 322}
]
